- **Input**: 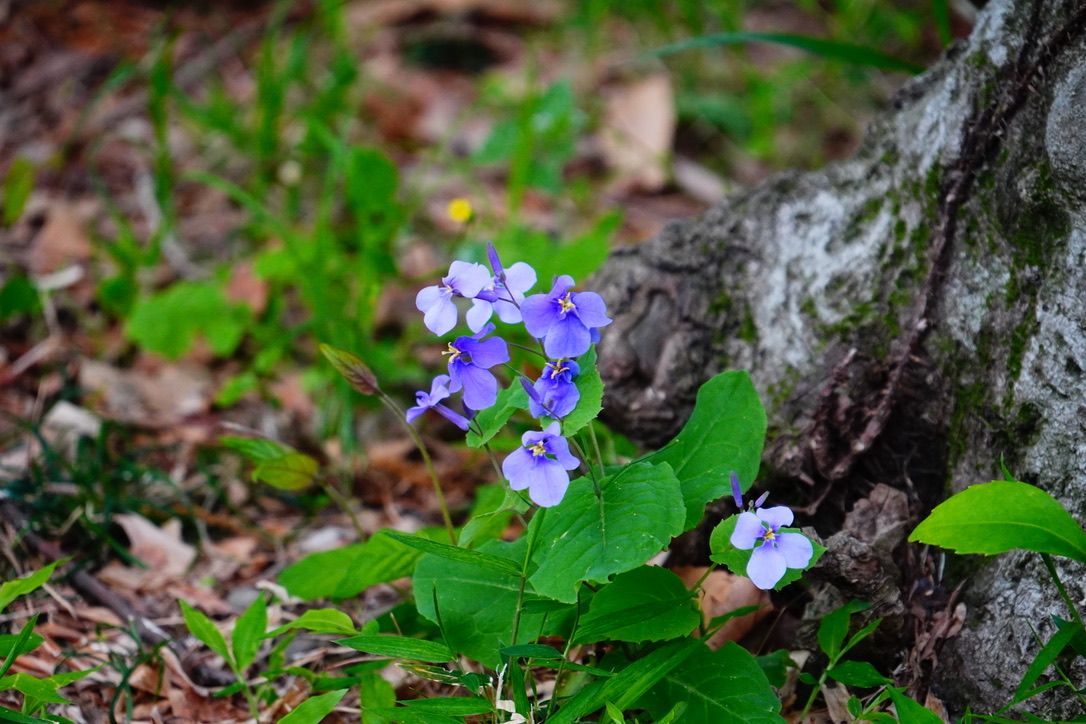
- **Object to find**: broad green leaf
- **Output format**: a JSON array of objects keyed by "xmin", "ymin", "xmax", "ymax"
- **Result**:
[
  {"xmin": 383, "ymin": 531, "xmax": 522, "ymax": 577},
  {"xmin": 179, "ymin": 600, "xmax": 231, "ymax": 663},
  {"xmin": 220, "ymin": 436, "xmax": 290, "ymax": 462},
  {"xmin": 639, "ymin": 642, "xmax": 782, "ymax": 724},
  {"xmin": 649, "ymin": 371, "xmax": 767, "ymax": 530},
  {"xmin": 0, "ymin": 633, "xmax": 44, "ymax": 660},
  {"xmin": 827, "ymin": 660, "xmax": 891, "ymax": 687},
  {"xmin": 560, "ymin": 348, "xmax": 604, "ymax": 437},
  {"xmin": 268, "ymin": 609, "xmax": 356, "ymax": 637},
  {"xmin": 816, "ymin": 601, "xmax": 870, "ymax": 661},
  {"xmin": 337, "ymin": 634, "xmax": 454, "ymax": 663},
  {"xmin": 709, "ymin": 515, "xmax": 825, "ymax": 590},
  {"xmin": 0, "ymin": 673, "xmax": 66, "ymax": 705},
  {"xmin": 399, "ymin": 696, "xmax": 494, "ymax": 715},
  {"xmin": 466, "ymin": 383, "xmax": 528, "ymax": 448},
  {"xmin": 125, "ymin": 281, "xmax": 249, "ymax": 360},
  {"xmin": 0, "ymin": 617, "xmax": 39, "ymax": 679},
  {"xmin": 0, "ymin": 705, "xmax": 50, "ymax": 723},
  {"xmin": 756, "ymin": 650, "xmax": 795, "ymax": 688},
  {"xmin": 279, "ymin": 689, "xmax": 347, "ymax": 724},
  {"xmin": 887, "ymin": 687, "xmax": 943, "ymax": 723},
  {"xmin": 1015, "ymin": 619, "xmax": 1085, "ymax": 702},
  {"xmin": 458, "ymin": 484, "xmax": 527, "ymax": 548},
  {"xmin": 0, "ymin": 562, "xmax": 60, "ymax": 616},
  {"xmin": 909, "ymin": 481, "xmax": 1086, "ymax": 563},
  {"xmin": 547, "ymin": 639, "xmax": 703, "ymax": 724},
  {"xmin": 500, "ymin": 643, "xmax": 563, "ymax": 659},
  {"xmin": 360, "ymin": 670, "xmax": 396, "ymax": 724},
  {"xmin": 3, "ymin": 157, "xmax": 35, "ymax": 225},
  {"xmin": 650, "ymin": 32, "xmax": 924, "ymax": 74},
  {"xmin": 278, "ymin": 530, "xmax": 424, "ymax": 600},
  {"xmin": 528, "ymin": 461, "xmax": 684, "ymax": 603},
  {"xmin": 232, "ymin": 595, "xmax": 267, "ymax": 672},
  {"xmin": 573, "ymin": 566, "xmax": 699, "ymax": 644},
  {"xmin": 414, "ymin": 538, "xmax": 567, "ymax": 667},
  {"xmin": 252, "ymin": 452, "xmax": 318, "ymax": 491},
  {"xmin": 0, "ymin": 275, "xmax": 40, "ymax": 322}
]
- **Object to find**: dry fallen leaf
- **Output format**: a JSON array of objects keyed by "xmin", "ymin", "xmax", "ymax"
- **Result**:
[
  {"xmin": 673, "ymin": 566, "xmax": 771, "ymax": 648},
  {"xmin": 27, "ymin": 198, "xmax": 95, "ymax": 275},
  {"xmin": 79, "ymin": 359, "xmax": 212, "ymax": 427},
  {"xmin": 113, "ymin": 514, "xmax": 196, "ymax": 578},
  {"xmin": 599, "ymin": 74, "xmax": 676, "ymax": 192}
]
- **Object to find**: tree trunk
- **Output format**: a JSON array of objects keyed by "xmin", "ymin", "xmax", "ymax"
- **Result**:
[{"xmin": 595, "ymin": 0, "xmax": 1086, "ymax": 716}]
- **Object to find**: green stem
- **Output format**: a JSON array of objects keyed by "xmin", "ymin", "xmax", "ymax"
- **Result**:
[
  {"xmin": 320, "ymin": 476, "xmax": 366, "ymax": 542},
  {"xmin": 586, "ymin": 422, "xmax": 606, "ymax": 474},
  {"xmin": 381, "ymin": 392, "xmax": 455, "ymax": 542}
]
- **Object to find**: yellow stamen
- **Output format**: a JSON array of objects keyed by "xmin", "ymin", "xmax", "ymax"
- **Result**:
[
  {"xmin": 763, "ymin": 529, "xmax": 776, "ymax": 542},
  {"xmin": 549, "ymin": 360, "xmax": 569, "ymax": 379},
  {"xmin": 529, "ymin": 441, "xmax": 547, "ymax": 457},
  {"xmin": 442, "ymin": 343, "xmax": 461, "ymax": 361},
  {"xmin": 558, "ymin": 293, "xmax": 576, "ymax": 313}
]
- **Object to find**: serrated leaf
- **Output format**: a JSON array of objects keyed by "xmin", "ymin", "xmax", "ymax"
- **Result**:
[
  {"xmin": 573, "ymin": 566, "xmax": 699, "ymax": 644},
  {"xmin": 268, "ymin": 609, "xmax": 356, "ymax": 637},
  {"xmin": 279, "ymin": 689, "xmax": 347, "ymax": 724},
  {"xmin": 909, "ymin": 481, "xmax": 1086, "ymax": 563},
  {"xmin": 278, "ymin": 530, "xmax": 425, "ymax": 601},
  {"xmin": 0, "ymin": 562, "xmax": 60, "ymax": 616},
  {"xmin": 827, "ymin": 660, "xmax": 891, "ymax": 687},
  {"xmin": 648, "ymin": 371, "xmax": 767, "ymax": 530},
  {"xmin": 561, "ymin": 348, "xmax": 603, "ymax": 437},
  {"xmin": 337, "ymin": 635, "xmax": 454, "ymax": 663},
  {"xmin": 527, "ymin": 461, "xmax": 684, "ymax": 603},
  {"xmin": 639, "ymin": 642, "xmax": 783, "ymax": 724},
  {"xmin": 179, "ymin": 600, "xmax": 231, "ymax": 664},
  {"xmin": 466, "ymin": 383, "xmax": 528, "ymax": 448},
  {"xmin": 253, "ymin": 452, "xmax": 318, "ymax": 491},
  {"xmin": 232, "ymin": 595, "xmax": 266, "ymax": 672},
  {"xmin": 383, "ymin": 531, "xmax": 522, "ymax": 577},
  {"xmin": 708, "ymin": 515, "xmax": 825, "ymax": 590}
]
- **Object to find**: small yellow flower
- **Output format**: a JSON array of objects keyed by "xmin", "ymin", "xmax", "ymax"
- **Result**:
[{"xmin": 446, "ymin": 197, "xmax": 473, "ymax": 224}]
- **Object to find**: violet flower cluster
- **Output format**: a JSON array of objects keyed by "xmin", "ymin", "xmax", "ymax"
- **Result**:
[
  {"xmin": 409, "ymin": 244, "xmax": 612, "ymax": 507},
  {"xmin": 729, "ymin": 473, "xmax": 814, "ymax": 589}
]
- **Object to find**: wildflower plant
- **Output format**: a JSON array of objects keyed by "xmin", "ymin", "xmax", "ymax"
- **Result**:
[{"xmin": 240, "ymin": 244, "xmax": 823, "ymax": 721}]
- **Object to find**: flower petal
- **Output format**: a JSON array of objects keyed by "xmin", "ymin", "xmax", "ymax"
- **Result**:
[
  {"xmin": 756, "ymin": 505, "xmax": 794, "ymax": 530},
  {"xmin": 466, "ymin": 336, "xmax": 510, "ymax": 369},
  {"xmin": 548, "ymin": 435, "xmax": 580, "ymax": 470},
  {"xmin": 427, "ymin": 375, "xmax": 451, "ymax": 403},
  {"xmin": 423, "ymin": 295, "xmax": 458, "ymax": 336},
  {"xmin": 466, "ymin": 299, "xmax": 494, "ymax": 333},
  {"xmin": 543, "ymin": 318, "xmax": 591, "ymax": 359},
  {"xmin": 747, "ymin": 546, "xmax": 787, "ymax": 590},
  {"xmin": 776, "ymin": 533, "xmax": 814, "ymax": 569},
  {"xmin": 570, "ymin": 291, "xmax": 611, "ymax": 328},
  {"xmin": 549, "ymin": 275, "xmax": 575, "ymax": 297},
  {"xmin": 520, "ymin": 293, "xmax": 557, "ymax": 338},
  {"xmin": 502, "ymin": 448, "xmax": 535, "ymax": 491},
  {"xmin": 434, "ymin": 403, "xmax": 471, "ymax": 431},
  {"xmin": 446, "ymin": 261, "xmax": 490, "ymax": 298},
  {"xmin": 730, "ymin": 512, "xmax": 764, "ymax": 550},
  {"xmin": 406, "ymin": 405, "xmax": 426, "ymax": 424},
  {"xmin": 415, "ymin": 285, "xmax": 443, "ymax": 312},
  {"xmin": 458, "ymin": 366, "xmax": 499, "ymax": 410},
  {"xmin": 529, "ymin": 459, "xmax": 571, "ymax": 507},
  {"xmin": 503, "ymin": 262, "xmax": 537, "ymax": 294}
]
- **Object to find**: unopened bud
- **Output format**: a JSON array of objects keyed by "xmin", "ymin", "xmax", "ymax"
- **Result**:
[{"xmin": 320, "ymin": 343, "xmax": 380, "ymax": 395}]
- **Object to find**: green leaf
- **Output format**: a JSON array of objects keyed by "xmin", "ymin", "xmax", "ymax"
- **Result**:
[
  {"xmin": 3, "ymin": 157, "xmax": 35, "ymax": 225},
  {"xmin": 232, "ymin": 595, "xmax": 266, "ymax": 672},
  {"xmin": 605, "ymin": 701, "xmax": 627, "ymax": 724},
  {"xmin": 573, "ymin": 566, "xmax": 700, "ymax": 644},
  {"xmin": 0, "ymin": 633, "xmax": 44, "ymax": 660},
  {"xmin": 527, "ymin": 462, "xmax": 684, "ymax": 603},
  {"xmin": 0, "ymin": 673, "xmax": 67, "ymax": 705},
  {"xmin": 756, "ymin": 650, "xmax": 794, "ymax": 688},
  {"xmin": 465, "ymin": 383, "xmax": 528, "ymax": 448},
  {"xmin": 364, "ymin": 709, "xmax": 460, "ymax": 724},
  {"xmin": 268, "ymin": 609, "xmax": 356, "ymax": 637},
  {"xmin": 458, "ymin": 484, "xmax": 527, "ymax": 548},
  {"xmin": 816, "ymin": 601, "xmax": 870, "ymax": 662},
  {"xmin": 360, "ymin": 670, "xmax": 396, "ymax": 724},
  {"xmin": 220, "ymin": 436, "xmax": 290, "ymax": 462},
  {"xmin": 0, "ymin": 617, "xmax": 39, "ymax": 679},
  {"xmin": 492, "ymin": 213, "xmax": 617, "ymax": 288},
  {"xmin": 639, "ymin": 642, "xmax": 783, "ymax": 724},
  {"xmin": 561, "ymin": 348, "xmax": 604, "ymax": 437},
  {"xmin": 414, "ymin": 538, "xmax": 566, "ymax": 668},
  {"xmin": 278, "ymin": 689, "xmax": 347, "ymax": 724},
  {"xmin": 500, "ymin": 643, "xmax": 563, "ymax": 660},
  {"xmin": 650, "ymin": 32, "xmax": 924, "ymax": 74},
  {"xmin": 709, "ymin": 515, "xmax": 824, "ymax": 590},
  {"xmin": 125, "ymin": 280, "xmax": 250, "ymax": 360},
  {"xmin": 887, "ymin": 687, "xmax": 943, "ymax": 723},
  {"xmin": 399, "ymin": 696, "xmax": 493, "ymax": 715},
  {"xmin": 279, "ymin": 530, "xmax": 425, "ymax": 601},
  {"xmin": 1015, "ymin": 619, "xmax": 1084, "ymax": 702},
  {"xmin": 909, "ymin": 481, "xmax": 1086, "ymax": 562},
  {"xmin": 253, "ymin": 452, "xmax": 319, "ymax": 491},
  {"xmin": 383, "ymin": 531, "xmax": 522, "ymax": 577},
  {"xmin": 649, "ymin": 371, "xmax": 767, "ymax": 530},
  {"xmin": 0, "ymin": 562, "xmax": 60, "ymax": 616},
  {"xmin": 0, "ymin": 705, "xmax": 51, "ymax": 723},
  {"xmin": 547, "ymin": 639, "xmax": 703, "ymax": 724},
  {"xmin": 336, "ymin": 635, "xmax": 454, "ymax": 663},
  {"xmin": 827, "ymin": 660, "xmax": 891, "ymax": 687},
  {"xmin": 179, "ymin": 600, "xmax": 231, "ymax": 664},
  {"xmin": 0, "ymin": 275, "xmax": 40, "ymax": 322}
]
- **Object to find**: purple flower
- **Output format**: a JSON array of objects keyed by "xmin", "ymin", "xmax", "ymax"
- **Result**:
[
  {"xmin": 416, "ymin": 261, "xmax": 492, "ymax": 336},
  {"xmin": 466, "ymin": 259, "xmax": 537, "ymax": 333},
  {"xmin": 520, "ymin": 275, "xmax": 612, "ymax": 359},
  {"xmin": 406, "ymin": 375, "xmax": 471, "ymax": 431},
  {"xmin": 730, "ymin": 505, "xmax": 813, "ymax": 590},
  {"xmin": 529, "ymin": 359, "xmax": 580, "ymax": 419},
  {"xmin": 445, "ymin": 324, "xmax": 510, "ymax": 410},
  {"xmin": 501, "ymin": 422, "xmax": 580, "ymax": 507}
]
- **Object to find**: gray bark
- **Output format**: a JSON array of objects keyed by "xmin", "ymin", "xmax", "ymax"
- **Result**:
[{"xmin": 595, "ymin": 0, "xmax": 1086, "ymax": 716}]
